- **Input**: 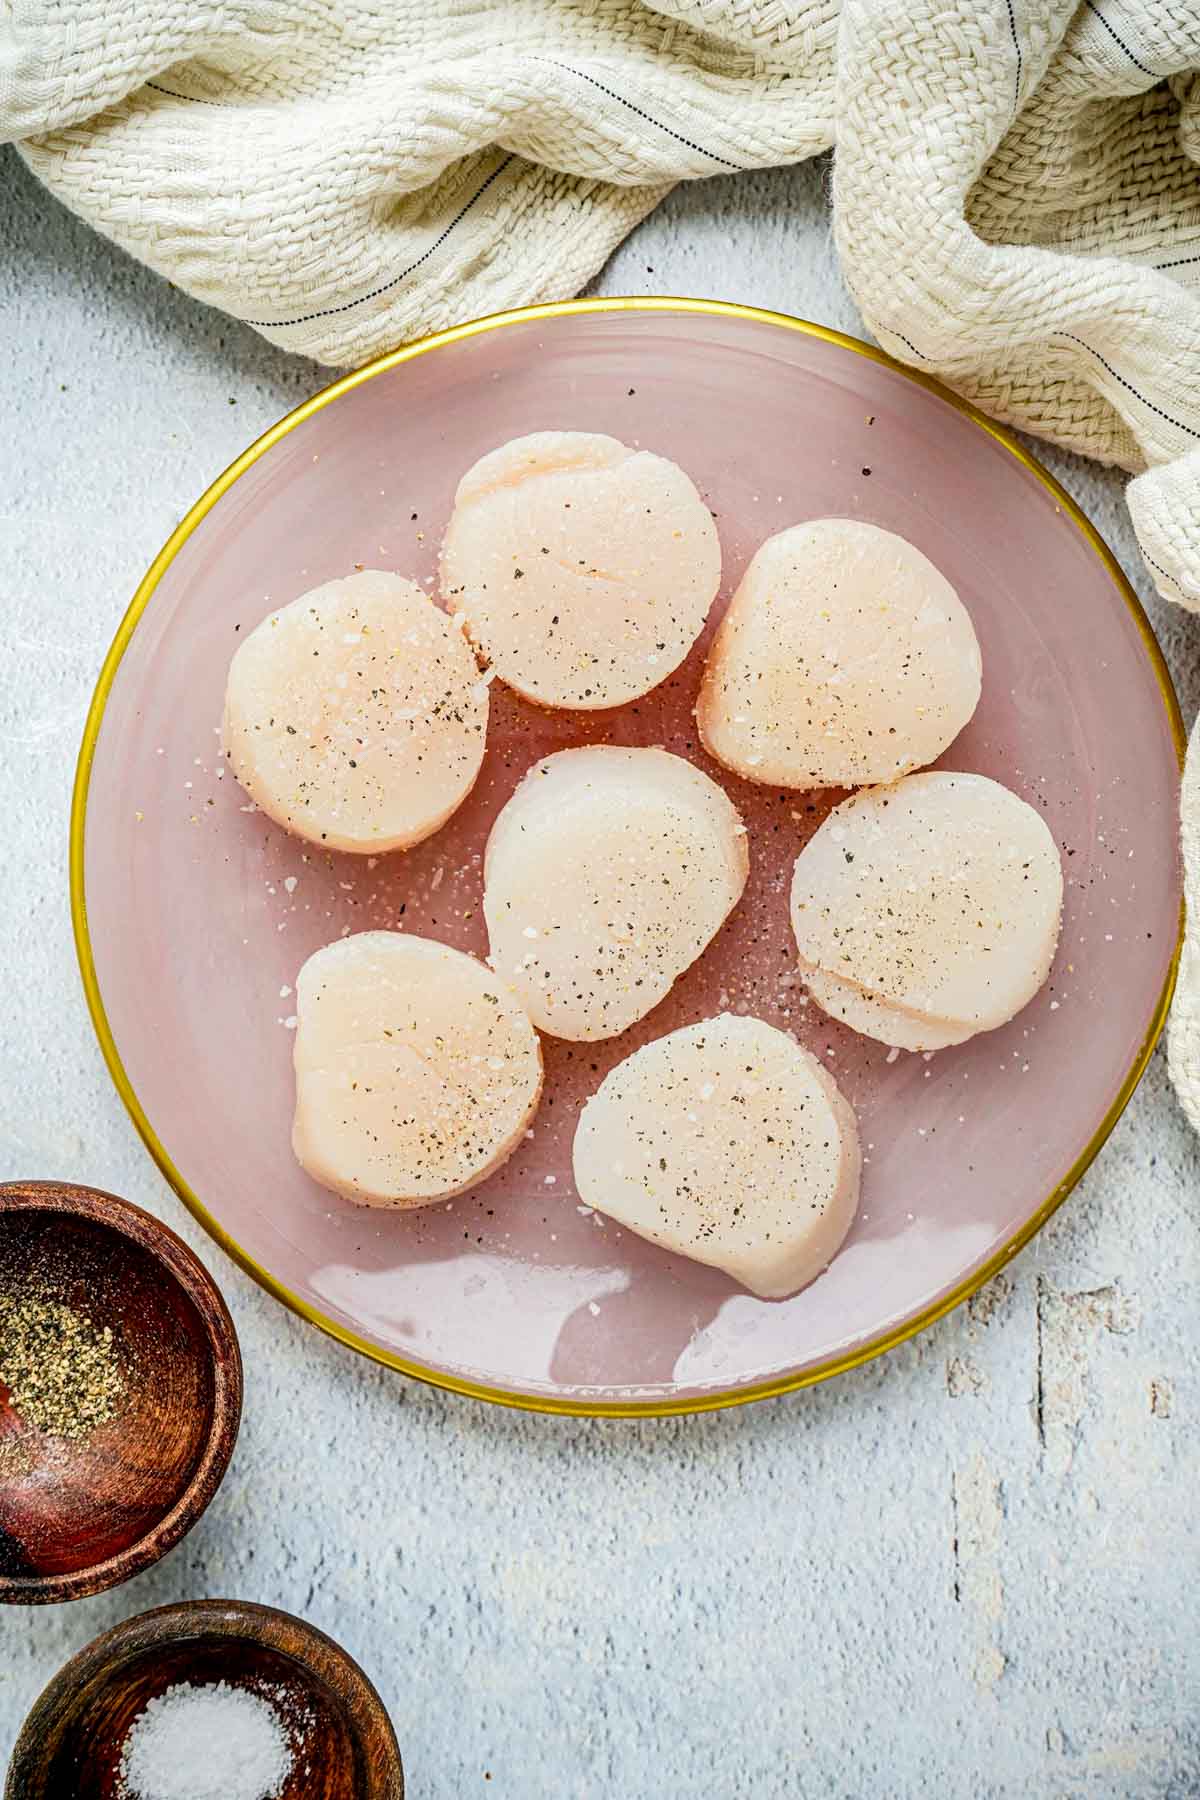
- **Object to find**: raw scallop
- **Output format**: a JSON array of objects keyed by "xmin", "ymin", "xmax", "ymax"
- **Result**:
[
  {"xmin": 790, "ymin": 771, "xmax": 1063, "ymax": 1050},
  {"xmin": 224, "ymin": 569, "xmax": 487, "ymax": 853},
  {"xmin": 799, "ymin": 970, "xmax": 967, "ymax": 1054},
  {"xmin": 697, "ymin": 518, "xmax": 981, "ymax": 787},
  {"xmin": 572, "ymin": 1014, "xmax": 861, "ymax": 1299},
  {"xmin": 292, "ymin": 932, "xmax": 542, "ymax": 1206},
  {"xmin": 440, "ymin": 431, "xmax": 720, "ymax": 709},
  {"xmin": 484, "ymin": 746, "xmax": 748, "ymax": 1041}
]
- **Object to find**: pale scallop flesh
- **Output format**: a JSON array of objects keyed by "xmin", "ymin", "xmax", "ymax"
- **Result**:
[
  {"xmin": 441, "ymin": 431, "xmax": 720, "ymax": 710},
  {"xmin": 790, "ymin": 771, "xmax": 1064, "ymax": 1051},
  {"xmin": 697, "ymin": 518, "xmax": 981, "ymax": 788},
  {"xmin": 573, "ymin": 1014, "xmax": 861, "ymax": 1298},
  {"xmin": 224, "ymin": 569, "xmax": 487, "ymax": 854},
  {"xmin": 484, "ymin": 745, "xmax": 748, "ymax": 1041},
  {"xmin": 292, "ymin": 932, "xmax": 542, "ymax": 1206}
]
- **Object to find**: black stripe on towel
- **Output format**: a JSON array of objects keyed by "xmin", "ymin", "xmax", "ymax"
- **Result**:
[
  {"xmin": 240, "ymin": 157, "xmax": 517, "ymax": 329},
  {"xmin": 528, "ymin": 56, "xmax": 743, "ymax": 171},
  {"xmin": 1053, "ymin": 331, "xmax": 1200, "ymax": 440},
  {"xmin": 1082, "ymin": 1, "xmax": 1158, "ymax": 78},
  {"xmin": 1004, "ymin": 1, "xmax": 1022, "ymax": 113},
  {"xmin": 146, "ymin": 81, "xmax": 225, "ymax": 106}
]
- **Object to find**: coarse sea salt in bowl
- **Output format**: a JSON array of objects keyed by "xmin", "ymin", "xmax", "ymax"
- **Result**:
[{"xmin": 4, "ymin": 1599, "xmax": 404, "ymax": 1799}]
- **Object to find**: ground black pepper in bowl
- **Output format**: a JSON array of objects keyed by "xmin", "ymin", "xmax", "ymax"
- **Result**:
[
  {"xmin": 0, "ymin": 1181, "xmax": 241, "ymax": 1604},
  {"xmin": 0, "ymin": 1289, "xmax": 125, "ymax": 1441}
]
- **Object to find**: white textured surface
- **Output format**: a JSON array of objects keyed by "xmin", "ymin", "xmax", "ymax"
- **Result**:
[{"xmin": 3, "ymin": 150, "xmax": 1200, "ymax": 1797}]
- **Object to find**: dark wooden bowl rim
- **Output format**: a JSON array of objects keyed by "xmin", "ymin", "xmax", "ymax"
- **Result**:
[
  {"xmin": 0, "ymin": 1180, "xmax": 242, "ymax": 1605},
  {"xmin": 5, "ymin": 1598, "xmax": 405, "ymax": 1799}
]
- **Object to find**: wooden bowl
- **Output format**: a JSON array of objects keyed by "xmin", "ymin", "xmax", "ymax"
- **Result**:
[
  {"xmin": 5, "ymin": 1599, "xmax": 405, "ymax": 1798},
  {"xmin": 0, "ymin": 1181, "xmax": 241, "ymax": 1604}
]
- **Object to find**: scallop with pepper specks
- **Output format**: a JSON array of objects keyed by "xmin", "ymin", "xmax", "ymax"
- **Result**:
[
  {"xmin": 572, "ymin": 1013, "xmax": 861, "ymax": 1298},
  {"xmin": 441, "ymin": 431, "xmax": 720, "ymax": 710},
  {"xmin": 292, "ymin": 932, "xmax": 542, "ymax": 1206},
  {"xmin": 697, "ymin": 518, "xmax": 981, "ymax": 788},
  {"xmin": 484, "ymin": 745, "xmax": 748, "ymax": 1041},
  {"xmin": 223, "ymin": 569, "xmax": 487, "ymax": 854},
  {"xmin": 790, "ymin": 771, "xmax": 1063, "ymax": 1050}
]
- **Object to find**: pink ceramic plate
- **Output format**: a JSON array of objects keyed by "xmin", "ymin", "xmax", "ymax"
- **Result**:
[{"xmin": 73, "ymin": 301, "xmax": 1183, "ymax": 1414}]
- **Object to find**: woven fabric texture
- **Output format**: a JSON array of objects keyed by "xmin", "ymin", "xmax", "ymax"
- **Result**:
[{"xmin": 4, "ymin": 0, "xmax": 1200, "ymax": 1119}]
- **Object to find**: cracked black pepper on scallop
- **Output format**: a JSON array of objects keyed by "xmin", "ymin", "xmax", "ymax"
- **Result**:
[
  {"xmin": 223, "ymin": 569, "xmax": 488, "ymax": 854},
  {"xmin": 440, "ymin": 431, "xmax": 720, "ymax": 710}
]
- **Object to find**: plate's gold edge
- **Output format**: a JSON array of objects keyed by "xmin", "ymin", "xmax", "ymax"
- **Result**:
[{"xmin": 70, "ymin": 295, "xmax": 1186, "ymax": 1418}]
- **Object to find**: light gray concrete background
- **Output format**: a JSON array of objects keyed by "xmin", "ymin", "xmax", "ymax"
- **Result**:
[{"xmin": 2, "ymin": 146, "xmax": 1199, "ymax": 1798}]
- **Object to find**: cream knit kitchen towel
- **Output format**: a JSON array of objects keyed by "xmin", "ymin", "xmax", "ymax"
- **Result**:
[{"xmin": 4, "ymin": 0, "xmax": 1200, "ymax": 1119}]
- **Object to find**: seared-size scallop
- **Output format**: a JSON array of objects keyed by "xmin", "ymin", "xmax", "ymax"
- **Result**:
[
  {"xmin": 790, "ymin": 771, "xmax": 1063, "ymax": 1050},
  {"xmin": 441, "ymin": 431, "xmax": 720, "ymax": 709},
  {"xmin": 697, "ymin": 519, "xmax": 981, "ymax": 787},
  {"xmin": 798, "ymin": 970, "xmax": 967, "ymax": 1054},
  {"xmin": 484, "ymin": 746, "xmax": 747, "ymax": 1041},
  {"xmin": 572, "ymin": 1014, "xmax": 861, "ymax": 1298},
  {"xmin": 224, "ymin": 569, "xmax": 487, "ymax": 853},
  {"xmin": 292, "ymin": 933, "xmax": 542, "ymax": 1206}
]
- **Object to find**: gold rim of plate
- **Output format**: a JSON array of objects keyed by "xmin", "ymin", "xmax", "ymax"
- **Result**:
[{"xmin": 69, "ymin": 296, "xmax": 1186, "ymax": 1418}]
